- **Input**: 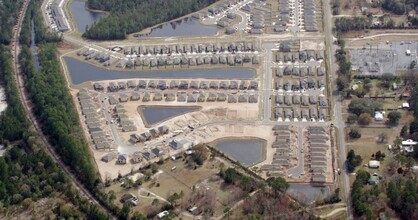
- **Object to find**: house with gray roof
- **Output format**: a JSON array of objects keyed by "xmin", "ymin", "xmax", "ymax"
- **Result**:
[
  {"xmin": 102, "ymin": 152, "xmax": 118, "ymax": 163},
  {"xmin": 249, "ymin": 95, "xmax": 258, "ymax": 103},
  {"xmin": 153, "ymin": 92, "xmax": 163, "ymax": 101},
  {"xmin": 143, "ymin": 92, "xmax": 151, "ymax": 102},
  {"xmin": 197, "ymin": 93, "xmax": 206, "ymax": 102},
  {"xmin": 228, "ymin": 95, "xmax": 237, "ymax": 103},
  {"xmin": 207, "ymin": 93, "xmax": 217, "ymax": 102},
  {"xmin": 138, "ymin": 80, "xmax": 147, "ymax": 88},
  {"xmin": 187, "ymin": 94, "xmax": 197, "ymax": 102},
  {"xmin": 177, "ymin": 92, "xmax": 187, "ymax": 102},
  {"xmin": 165, "ymin": 93, "xmax": 176, "ymax": 101},
  {"xmin": 179, "ymin": 81, "xmax": 189, "ymax": 89},
  {"xmin": 142, "ymin": 151, "xmax": 156, "ymax": 160},
  {"xmin": 131, "ymin": 151, "xmax": 142, "ymax": 164},
  {"xmin": 117, "ymin": 154, "xmax": 127, "ymax": 164},
  {"xmin": 238, "ymin": 94, "xmax": 248, "ymax": 103},
  {"xmin": 158, "ymin": 125, "xmax": 169, "ymax": 134},
  {"xmin": 151, "ymin": 148, "xmax": 164, "ymax": 157},
  {"xmin": 119, "ymin": 94, "xmax": 129, "ymax": 102},
  {"xmin": 190, "ymin": 81, "xmax": 199, "ymax": 89},
  {"xmin": 131, "ymin": 92, "xmax": 140, "ymax": 101},
  {"xmin": 217, "ymin": 93, "xmax": 227, "ymax": 101},
  {"xmin": 130, "ymin": 134, "xmax": 142, "ymax": 143}
]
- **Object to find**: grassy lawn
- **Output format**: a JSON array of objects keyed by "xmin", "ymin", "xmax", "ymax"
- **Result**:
[
  {"xmin": 346, "ymin": 127, "xmax": 397, "ymax": 184},
  {"xmin": 105, "ymin": 156, "xmax": 247, "ymax": 217},
  {"xmin": 347, "ymin": 127, "xmax": 394, "ymax": 163}
]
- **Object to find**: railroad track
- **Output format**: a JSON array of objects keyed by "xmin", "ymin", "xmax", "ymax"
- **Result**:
[{"xmin": 9, "ymin": 1, "xmax": 116, "ymax": 219}]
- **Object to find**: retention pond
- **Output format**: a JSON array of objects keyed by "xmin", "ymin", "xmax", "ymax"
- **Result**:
[
  {"xmin": 71, "ymin": 0, "xmax": 106, "ymax": 33},
  {"xmin": 138, "ymin": 106, "xmax": 201, "ymax": 127},
  {"xmin": 64, "ymin": 57, "xmax": 256, "ymax": 84},
  {"xmin": 136, "ymin": 17, "xmax": 220, "ymax": 38},
  {"xmin": 287, "ymin": 185, "xmax": 330, "ymax": 204},
  {"xmin": 215, "ymin": 138, "xmax": 265, "ymax": 166}
]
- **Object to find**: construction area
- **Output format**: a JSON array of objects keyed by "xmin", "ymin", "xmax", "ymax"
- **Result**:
[{"xmin": 257, "ymin": 125, "xmax": 334, "ymax": 183}]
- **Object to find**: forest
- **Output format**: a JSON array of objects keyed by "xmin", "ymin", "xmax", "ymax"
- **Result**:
[
  {"xmin": 83, "ymin": 0, "xmax": 217, "ymax": 40},
  {"xmin": 0, "ymin": 43, "xmax": 108, "ymax": 220},
  {"xmin": 0, "ymin": 0, "xmax": 25, "ymax": 44},
  {"xmin": 381, "ymin": 0, "xmax": 418, "ymax": 15},
  {"xmin": 0, "ymin": 46, "xmax": 29, "ymax": 142},
  {"xmin": 19, "ymin": 44, "xmax": 99, "ymax": 190}
]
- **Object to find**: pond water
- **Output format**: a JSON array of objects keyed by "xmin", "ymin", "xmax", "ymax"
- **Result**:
[
  {"xmin": 71, "ymin": 0, "xmax": 106, "ymax": 33},
  {"xmin": 286, "ymin": 185, "xmax": 330, "ymax": 204},
  {"xmin": 140, "ymin": 106, "xmax": 200, "ymax": 126},
  {"xmin": 64, "ymin": 57, "xmax": 256, "ymax": 84},
  {"xmin": 215, "ymin": 139, "xmax": 264, "ymax": 166},
  {"xmin": 137, "ymin": 17, "xmax": 220, "ymax": 38}
]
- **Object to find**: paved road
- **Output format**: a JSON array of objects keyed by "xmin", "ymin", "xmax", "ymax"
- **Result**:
[
  {"xmin": 322, "ymin": 0, "xmax": 352, "ymax": 218},
  {"xmin": 262, "ymin": 43, "xmax": 275, "ymax": 122},
  {"xmin": 10, "ymin": 1, "xmax": 115, "ymax": 218}
]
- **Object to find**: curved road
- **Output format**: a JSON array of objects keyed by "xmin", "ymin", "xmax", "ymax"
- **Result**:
[{"xmin": 10, "ymin": 0, "xmax": 115, "ymax": 218}]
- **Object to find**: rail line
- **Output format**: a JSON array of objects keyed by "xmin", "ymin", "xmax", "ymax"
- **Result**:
[{"xmin": 9, "ymin": 0, "xmax": 116, "ymax": 219}]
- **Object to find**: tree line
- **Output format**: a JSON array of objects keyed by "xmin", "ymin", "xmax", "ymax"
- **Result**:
[
  {"xmin": 335, "ymin": 17, "xmax": 371, "ymax": 33},
  {"xmin": 83, "ymin": 0, "xmax": 217, "ymax": 40}
]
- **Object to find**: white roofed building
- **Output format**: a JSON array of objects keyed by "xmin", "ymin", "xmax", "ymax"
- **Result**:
[{"xmin": 401, "ymin": 139, "xmax": 417, "ymax": 153}]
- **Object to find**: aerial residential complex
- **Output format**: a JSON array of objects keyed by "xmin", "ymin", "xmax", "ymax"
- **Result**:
[{"xmin": 3, "ymin": 0, "xmax": 417, "ymax": 218}]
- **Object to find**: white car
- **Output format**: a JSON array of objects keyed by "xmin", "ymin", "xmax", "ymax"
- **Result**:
[{"xmin": 131, "ymin": 197, "xmax": 138, "ymax": 206}]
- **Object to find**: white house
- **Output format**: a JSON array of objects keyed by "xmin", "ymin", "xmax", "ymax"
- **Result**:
[
  {"xmin": 368, "ymin": 160, "xmax": 381, "ymax": 169},
  {"xmin": 374, "ymin": 112, "xmax": 383, "ymax": 121},
  {"xmin": 402, "ymin": 102, "xmax": 410, "ymax": 109},
  {"xmin": 401, "ymin": 139, "xmax": 417, "ymax": 153}
]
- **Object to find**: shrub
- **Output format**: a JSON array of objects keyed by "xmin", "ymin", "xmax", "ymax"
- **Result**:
[
  {"xmin": 349, "ymin": 127, "xmax": 362, "ymax": 139},
  {"xmin": 358, "ymin": 113, "xmax": 372, "ymax": 125}
]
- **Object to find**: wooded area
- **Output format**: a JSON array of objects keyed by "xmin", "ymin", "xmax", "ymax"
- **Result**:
[
  {"xmin": 382, "ymin": 0, "xmax": 418, "ymax": 15},
  {"xmin": 0, "ymin": 0, "xmax": 24, "ymax": 44},
  {"xmin": 19, "ymin": 44, "xmax": 99, "ymax": 190},
  {"xmin": 0, "ymin": 46, "xmax": 29, "ymax": 141},
  {"xmin": 83, "ymin": 0, "xmax": 217, "ymax": 40},
  {"xmin": 0, "ymin": 44, "xmax": 108, "ymax": 220}
]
